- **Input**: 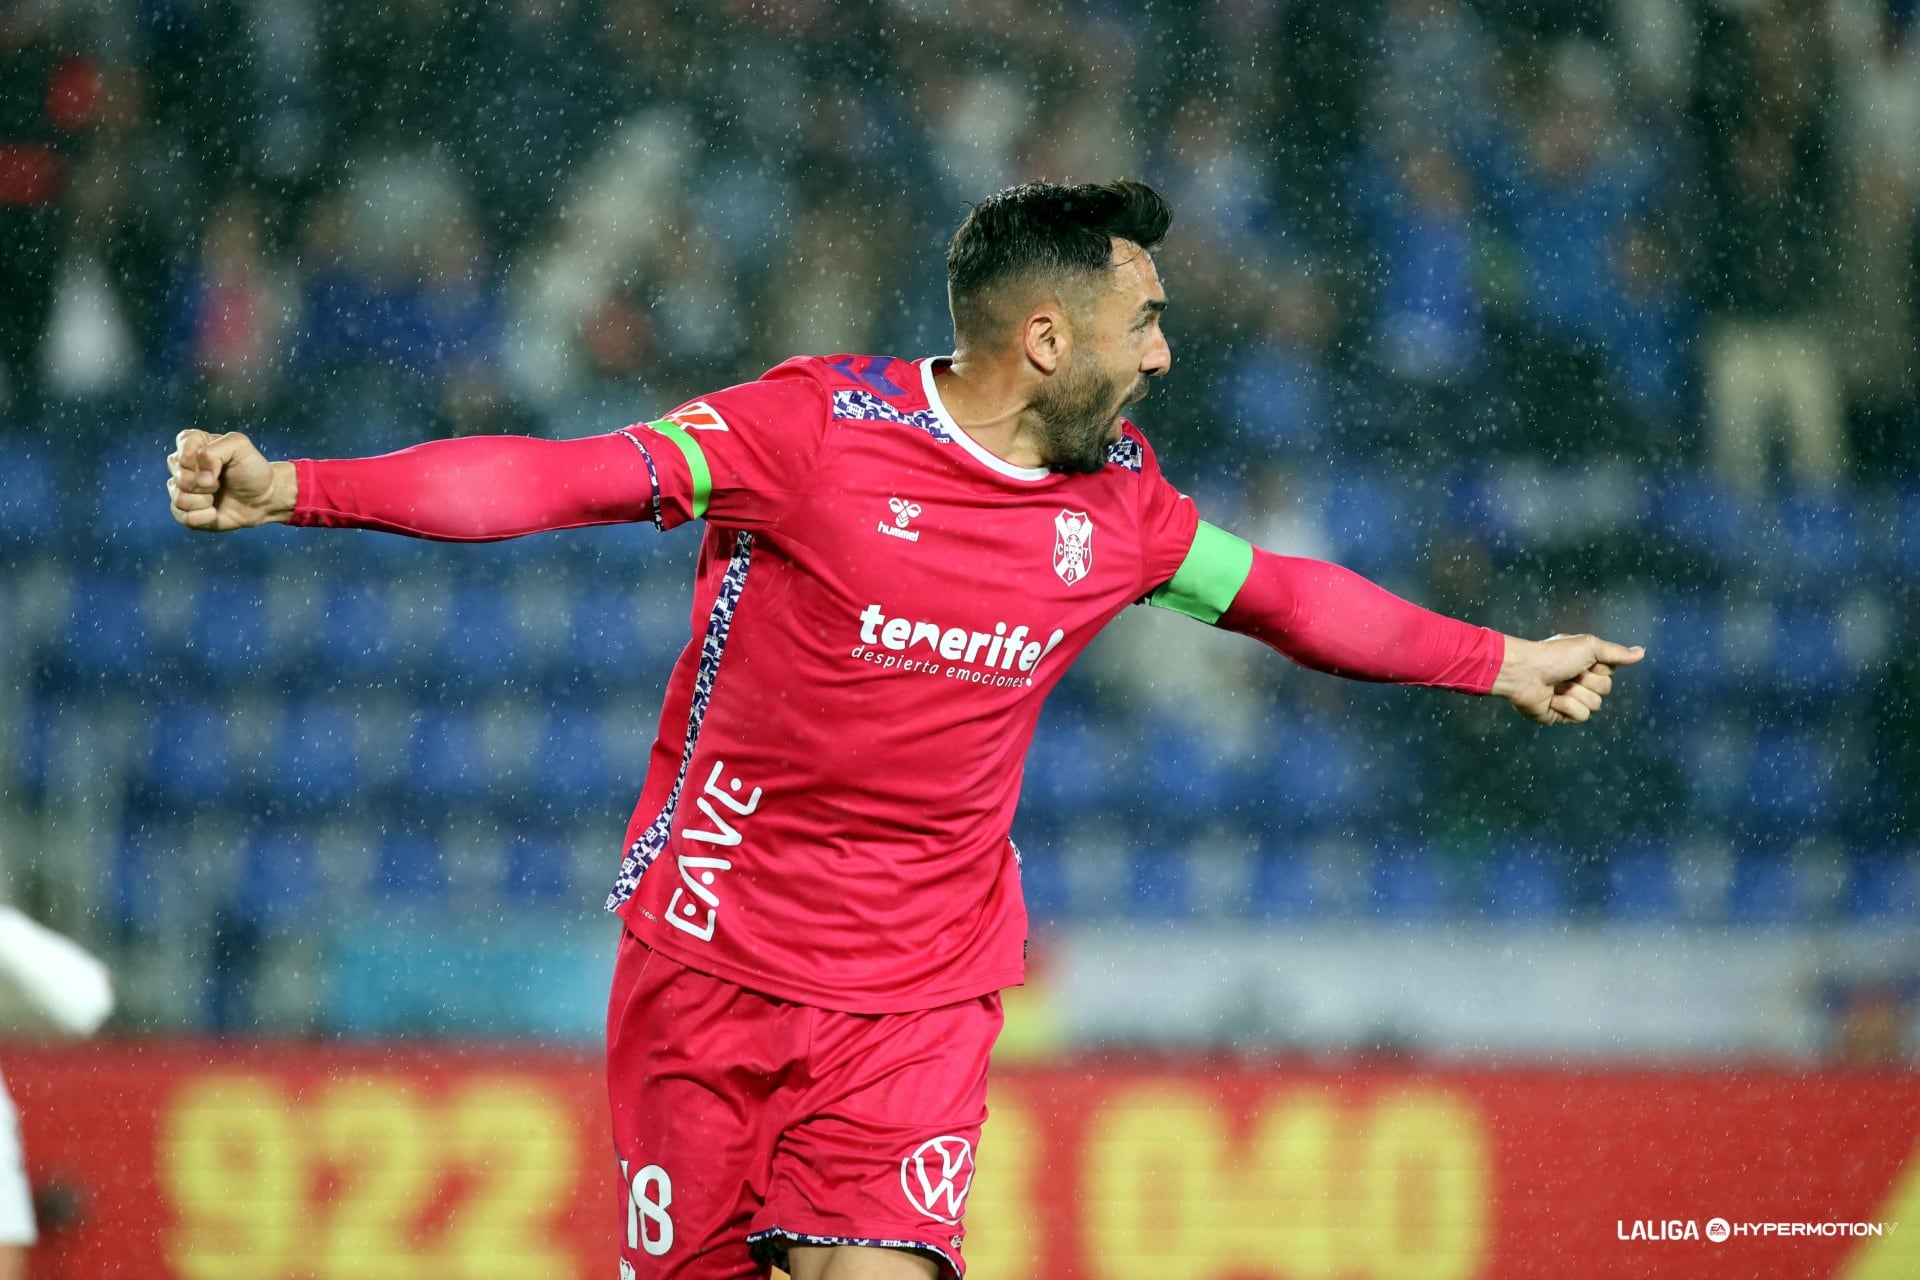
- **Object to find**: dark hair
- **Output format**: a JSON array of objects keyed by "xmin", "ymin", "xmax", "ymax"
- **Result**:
[{"xmin": 946, "ymin": 180, "xmax": 1172, "ymax": 344}]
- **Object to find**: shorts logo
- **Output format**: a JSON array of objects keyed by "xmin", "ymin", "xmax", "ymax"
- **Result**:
[
  {"xmin": 1053, "ymin": 510, "xmax": 1093, "ymax": 585},
  {"xmin": 900, "ymin": 1135, "xmax": 975, "ymax": 1224},
  {"xmin": 666, "ymin": 400, "xmax": 730, "ymax": 432}
]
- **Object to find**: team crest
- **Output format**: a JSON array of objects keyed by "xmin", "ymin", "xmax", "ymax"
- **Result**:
[
  {"xmin": 665, "ymin": 400, "xmax": 729, "ymax": 432},
  {"xmin": 1053, "ymin": 510, "xmax": 1094, "ymax": 585}
]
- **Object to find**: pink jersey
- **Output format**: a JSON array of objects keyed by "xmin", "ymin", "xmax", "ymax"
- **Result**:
[{"xmin": 608, "ymin": 354, "xmax": 1199, "ymax": 1012}]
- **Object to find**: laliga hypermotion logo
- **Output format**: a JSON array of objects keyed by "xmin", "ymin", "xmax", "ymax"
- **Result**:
[
  {"xmin": 1053, "ymin": 509, "xmax": 1093, "ymax": 585},
  {"xmin": 901, "ymin": 1135, "xmax": 974, "ymax": 1224}
]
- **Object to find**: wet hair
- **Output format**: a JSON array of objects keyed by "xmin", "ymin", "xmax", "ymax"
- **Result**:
[{"xmin": 946, "ymin": 180, "xmax": 1172, "ymax": 345}]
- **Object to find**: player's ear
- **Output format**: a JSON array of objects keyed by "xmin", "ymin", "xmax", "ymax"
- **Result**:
[{"xmin": 1023, "ymin": 305, "xmax": 1068, "ymax": 376}]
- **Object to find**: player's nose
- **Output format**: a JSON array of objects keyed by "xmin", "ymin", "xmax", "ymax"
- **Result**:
[{"xmin": 1143, "ymin": 330, "xmax": 1171, "ymax": 377}]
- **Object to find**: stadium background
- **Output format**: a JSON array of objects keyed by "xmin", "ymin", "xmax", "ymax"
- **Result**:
[{"xmin": 3, "ymin": 0, "xmax": 1920, "ymax": 1274}]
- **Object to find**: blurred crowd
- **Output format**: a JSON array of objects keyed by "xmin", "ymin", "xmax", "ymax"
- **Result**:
[
  {"xmin": 0, "ymin": 0, "xmax": 1913, "ymax": 473},
  {"xmin": 2, "ymin": 0, "xmax": 1919, "ymax": 1032}
]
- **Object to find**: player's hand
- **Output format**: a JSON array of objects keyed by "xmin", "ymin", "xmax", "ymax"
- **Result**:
[
  {"xmin": 1489, "ymin": 633, "xmax": 1645, "ymax": 726},
  {"xmin": 166, "ymin": 429, "xmax": 297, "ymax": 532}
]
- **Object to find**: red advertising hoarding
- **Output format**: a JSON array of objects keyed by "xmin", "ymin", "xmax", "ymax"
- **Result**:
[{"xmin": 7, "ymin": 1042, "xmax": 1918, "ymax": 1278}]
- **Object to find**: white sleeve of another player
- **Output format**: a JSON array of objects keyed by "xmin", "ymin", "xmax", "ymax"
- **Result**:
[{"xmin": 0, "ymin": 908, "xmax": 113, "ymax": 1038}]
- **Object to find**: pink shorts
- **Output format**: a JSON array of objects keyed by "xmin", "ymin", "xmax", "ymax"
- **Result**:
[{"xmin": 606, "ymin": 930, "xmax": 1001, "ymax": 1279}]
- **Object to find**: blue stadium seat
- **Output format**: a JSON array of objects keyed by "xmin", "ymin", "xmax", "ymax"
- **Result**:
[
  {"xmin": 1647, "ymin": 598, "xmax": 1726, "ymax": 700},
  {"xmin": 1249, "ymin": 847, "xmax": 1320, "ymax": 921},
  {"xmin": 1482, "ymin": 842, "xmax": 1567, "ymax": 921},
  {"xmin": 1678, "ymin": 727, "xmax": 1750, "ymax": 820},
  {"xmin": 141, "ymin": 700, "xmax": 235, "ymax": 800},
  {"xmin": 0, "ymin": 451, "xmax": 58, "ymax": 546},
  {"xmin": 1367, "ymin": 844, "xmax": 1443, "ymax": 921},
  {"xmin": 1773, "ymin": 490, "xmax": 1864, "ymax": 584},
  {"xmin": 12, "ymin": 695, "xmax": 54, "ymax": 796},
  {"xmin": 409, "ymin": 710, "xmax": 490, "ymax": 801},
  {"xmin": 1127, "ymin": 848, "xmax": 1193, "ymax": 920},
  {"xmin": 1437, "ymin": 464, "xmax": 1499, "ymax": 544},
  {"xmin": 1026, "ymin": 718, "xmax": 1124, "ymax": 817},
  {"xmin": 1014, "ymin": 843, "xmax": 1069, "ymax": 927},
  {"xmin": 274, "ymin": 700, "xmax": 361, "ymax": 804},
  {"xmin": 187, "ymin": 575, "xmax": 269, "ymax": 669},
  {"xmin": 1652, "ymin": 473, "xmax": 1752, "ymax": 566},
  {"xmin": 1844, "ymin": 852, "xmax": 1918, "ymax": 924},
  {"xmin": 441, "ymin": 584, "xmax": 519, "ymax": 677},
  {"xmin": 107, "ymin": 826, "xmax": 173, "ymax": 934},
  {"xmin": 1605, "ymin": 843, "xmax": 1682, "ymax": 922},
  {"xmin": 1745, "ymin": 731, "xmax": 1833, "ymax": 835},
  {"xmin": 319, "ymin": 580, "xmax": 395, "ymax": 674},
  {"xmin": 95, "ymin": 442, "xmax": 183, "ymax": 550},
  {"xmin": 501, "ymin": 832, "xmax": 575, "ymax": 904},
  {"xmin": 61, "ymin": 574, "xmax": 151, "ymax": 679},
  {"xmin": 1142, "ymin": 722, "xmax": 1230, "ymax": 829},
  {"xmin": 1770, "ymin": 607, "xmax": 1850, "ymax": 697},
  {"xmin": 370, "ymin": 832, "xmax": 449, "ymax": 901},
  {"xmin": 1898, "ymin": 488, "xmax": 1920, "ymax": 576},
  {"xmin": 1315, "ymin": 471, "xmax": 1414, "ymax": 572},
  {"xmin": 232, "ymin": 831, "xmax": 322, "ymax": 928},
  {"xmin": 568, "ymin": 588, "xmax": 650, "ymax": 671},
  {"xmin": 536, "ymin": 708, "xmax": 613, "ymax": 799},
  {"xmin": 1264, "ymin": 722, "xmax": 1366, "ymax": 829},
  {"xmin": 1727, "ymin": 853, "xmax": 1808, "ymax": 926}
]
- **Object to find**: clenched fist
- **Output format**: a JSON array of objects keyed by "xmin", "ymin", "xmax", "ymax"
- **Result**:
[
  {"xmin": 1490, "ymin": 633, "xmax": 1646, "ymax": 726},
  {"xmin": 166, "ymin": 430, "xmax": 297, "ymax": 532}
]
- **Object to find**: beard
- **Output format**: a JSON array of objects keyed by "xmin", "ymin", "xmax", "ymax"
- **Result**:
[{"xmin": 1029, "ymin": 352, "xmax": 1148, "ymax": 475}]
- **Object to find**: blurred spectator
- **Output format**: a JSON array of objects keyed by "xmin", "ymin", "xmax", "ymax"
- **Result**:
[
  {"xmin": 1595, "ymin": 214, "xmax": 1695, "ymax": 444},
  {"xmin": 1824, "ymin": 976, "xmax": 1919, "ymax": 1067},
  {"xmin": 1368, "ymin": 0, "xmax": 1497, "ymax": 149},
  {"xmin": 180, "ymin": 190, "xmax": 294, "ymax": 426},
  {"xmin": 1224, "ymin": 272, "xmax": 1337, "ymax": 459},
  {"xmin": 299, "ymin": 162, "xmax": 501, "ymax": 407},
  {"xmin": 1688, "ymin": 0, "xmax": 1845, "ymax": 492},
  {"xmin": 0, "ymin": 3, "xmax": 102, "ymax": 416},
  {"xmin": 1360, "ymin": 140, "xmax": 1483, "ymax": 389},
  {"xmin": 1477, "ymin": 41, "xmax": 1654, "ymax": 459},
  {"xmin": 1831, "ymin": 0, "xmax": 1920, "ymax": 479}
]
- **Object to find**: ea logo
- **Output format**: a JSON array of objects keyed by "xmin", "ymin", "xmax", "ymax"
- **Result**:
[
  {"xmin": 1706, "ymin": 1218, "xmax": 1731, "ymax": 1243},
  {"xmin": 900, "ymin": 1135, "xmax": 975, "ymax": 1224}
]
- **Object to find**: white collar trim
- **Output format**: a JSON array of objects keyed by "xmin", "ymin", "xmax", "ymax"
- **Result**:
[{"xmin": 919, "ymin": 357, "xmax": 1052, "ymax": 483}]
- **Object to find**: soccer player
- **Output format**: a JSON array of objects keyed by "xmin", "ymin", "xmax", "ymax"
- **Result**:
[{"xmin": 166, "ymin": 180, "xmax": 1642, "ymax": 1280}]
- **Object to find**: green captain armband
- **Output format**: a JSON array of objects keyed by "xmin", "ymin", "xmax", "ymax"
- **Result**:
[
  {"xmin": 1148, "ymin": 521, "xmax": 1254, "ymax": 624},
  {"xmin": 646, "ymin": 418, "xmax": 714, "ymax": 519}
]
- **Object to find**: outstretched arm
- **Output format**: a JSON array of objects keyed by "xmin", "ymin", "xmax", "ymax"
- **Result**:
[
  {"xmin": 1151, "ymin": 524, "xmax": 1644, "ymax": 726},
  {"xmin": 166, "ymin": 428, "xmax": 659, "ymax": 540}
]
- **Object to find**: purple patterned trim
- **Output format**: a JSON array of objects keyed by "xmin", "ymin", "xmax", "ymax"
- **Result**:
[
  {"xmin": 747, "ymin": 1228, "xmax": 962, "ymax": 1280},
  {"xmin": 1106, "ymin": 436, "xmax": 1144, "ymax": 472},
  {"xmin": 604, "ymin": 530, "xmax": 755, "ymax": 910},
  {"xmin": 615, "ymin": 427, "xmax": 665, "ymax": 529},
  {"xmin": 832, "ymin": 389, "xmax": 954, "ymax": 443}
]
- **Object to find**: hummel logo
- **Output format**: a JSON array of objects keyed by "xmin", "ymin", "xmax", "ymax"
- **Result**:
[{"xmin": 879, "ymin": 497, "xmax": 923, "ymax": 542}]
